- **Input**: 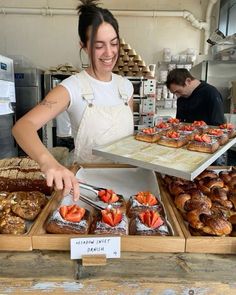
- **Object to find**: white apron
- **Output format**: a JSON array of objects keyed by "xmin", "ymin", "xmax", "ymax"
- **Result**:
[{"xmin": 73, "ymin": 72, "xmax": 134, "ymax": 163}]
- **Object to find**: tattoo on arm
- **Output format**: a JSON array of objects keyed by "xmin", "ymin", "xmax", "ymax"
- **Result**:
[{"xmin": 39, "ymin": 99, "xmax": 57, "ymax": 109}]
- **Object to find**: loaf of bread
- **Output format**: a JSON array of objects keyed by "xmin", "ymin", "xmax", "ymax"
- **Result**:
[{"xmin": 0, "ymin": 157, "xmax": 52, "ymax": 195}]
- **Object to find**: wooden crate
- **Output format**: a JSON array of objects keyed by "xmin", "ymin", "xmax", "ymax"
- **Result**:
[
  {"xmin": 0, "ymin": 192, "xmax": 55, "ymax": 251},
  {"xmin": 158, "ymin": 175, "xmax": 236, "ymax": 254},
  {"xmin": 32, "ymin": 165, "xmax": 185, "ymax": 252}
]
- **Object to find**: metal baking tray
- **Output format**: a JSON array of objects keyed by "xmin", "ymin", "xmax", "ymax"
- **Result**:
[{"xmin": 93, "ymin": 135, "xmax": 236, "ymax": 180}]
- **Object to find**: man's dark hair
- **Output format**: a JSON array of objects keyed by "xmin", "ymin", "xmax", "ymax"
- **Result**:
[{"xmin": 166, "ymin": 69, "xmax": 195, "ymax": 89}]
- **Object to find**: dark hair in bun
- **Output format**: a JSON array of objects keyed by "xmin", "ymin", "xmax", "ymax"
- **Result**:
[{"xmin": 77, "ymin": 0, "xmax": 120, "ymax": 71}]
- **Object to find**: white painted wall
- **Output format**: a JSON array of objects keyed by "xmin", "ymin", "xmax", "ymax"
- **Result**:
[{"xmin": 0, "ymin": 0, "xmax": 219, "ymax": 70}]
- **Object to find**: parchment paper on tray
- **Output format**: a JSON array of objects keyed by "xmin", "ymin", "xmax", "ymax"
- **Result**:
[{"xmin": 76, "ymin": 167, "xmax": 175, "ymax": 235}]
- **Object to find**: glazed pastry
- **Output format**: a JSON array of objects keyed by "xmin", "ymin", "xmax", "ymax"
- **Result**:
[
  {"xmin": 157, "ymin": 131, "xmax": 188, "ymax": 148},
  {"xmin": 205, "ymin": 128, "xmax": 229, "ymax": 145},
  {"xmin": 46, "ymin": 204, "xmax": 91, "ymax": 234},
  {"xmin": 187, "ymin": 134, "xmax": 219, "ymax": 153},
  {"xmin": 155, "ymin": 122, "xmax": 171, "ymax": 133},
  {"xmin": 90, "ymin": 208, "xmax": 128, "ymax": 235},
  {"xmin": 219, "ymin": 123, "xmax": 236, "ymax": 138},
  {"xmin": 129, "ymin": 210, "xmax": 170, "ymax": 236},
  {"xmin": 196, "ymin": 177, "xmax": 224, "ymax": 195},
  {"xmin": 135, "ymin": 127, "xmax": 160, "ymax": 143},
  {"xmin": 126, "ymin": 191, "xmax": 164, "ymax": 217},
  {"xmin": 191, "ymin": 120, "xmax": 208, "ymax": 134},
  {"xmin": 177, "ymin": 124, "xmax": 199, "ymax": 140}
]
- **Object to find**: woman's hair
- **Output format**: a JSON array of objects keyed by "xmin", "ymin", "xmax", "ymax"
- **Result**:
[
  {"xmin": 166, "ymin": 69, "xmax": 195, "ymax": 88},
  {"xmin": 77, "ymin": 0, "xmax": 120, "ymax": 72}
]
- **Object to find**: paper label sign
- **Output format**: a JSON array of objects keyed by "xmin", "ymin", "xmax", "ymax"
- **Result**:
[{"xmin": 70, "ymin": 237, "xmax": 121, "ymax": 259}]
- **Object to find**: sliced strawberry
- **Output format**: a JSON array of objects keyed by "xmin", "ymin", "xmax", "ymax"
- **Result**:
[
  {"xmin": 98, "ymin": 190, "xmax": 106, "ymax": 197},
  {"xmin": 99, "ymin": 189, "xmax": 119, "ymax": 204},
  {"xmin": 59, "ymin": 206, "xmax": 68, "ymax": 219},
  {"xmin": 146, "ymin": 194, "xmax": 158, "ymax": 206},
  {"xmin": 112, "ymin": 210, "xmax": 122, "ymax": 225},
  {"xmin": 101, "ymin": 208, "xmax": 122, "ymax": 227},
  {"xmin": 202, "ymin": 134, "xmax": 211, "ymax": 143},
  {"xmin": 68, "ymin": 204, "xmax": 78, "ymax": 214},
  {"xmin": 139, "ymin": 210, "xmax": 164, "ymax": 228},
  {"xmin": 150, "ymin": 211, "xmax": 164, "ymax": 228},
  {"xmin": 65, "ymin": 212, "xmax": 84, "ymax": 222},
  {"xmin": 194, "ymin": 134, "xmax": 203, "ymax": 142},
  {"xmin": 110, "ymin": 193, "xmax": 119, "ymax": 203},
  {"xmin": 101, "ymin": 211, "xmax": 114, "ymax": 226}
]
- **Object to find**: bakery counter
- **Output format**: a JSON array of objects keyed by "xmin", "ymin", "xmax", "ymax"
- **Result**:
[{"xmin": 0, "ymin": 251, "xmax": 236, "ymax": 294}]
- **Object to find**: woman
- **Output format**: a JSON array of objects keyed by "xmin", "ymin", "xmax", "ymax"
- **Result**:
[{"xmin": 12, "ymin": 0, "xmax": 134, "ymax": 200}]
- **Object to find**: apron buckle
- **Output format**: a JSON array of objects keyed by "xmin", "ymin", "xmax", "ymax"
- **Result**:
[{"xmin": 88, "ymin": 103, "xmax": 93, "ymax": 108}]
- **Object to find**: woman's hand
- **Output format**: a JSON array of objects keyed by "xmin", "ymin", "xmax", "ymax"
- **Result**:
[{"xmin": 41, "ymin": 160, "xmax": 80, "ymax": 201}]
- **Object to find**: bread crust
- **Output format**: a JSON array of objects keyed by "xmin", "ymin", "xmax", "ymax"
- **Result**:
[
  {"xmin": 157, "ymin": 136, "xmax": 188, "ymax": 148},
  {"xmin": 135, "ymin": 132, "xmax": 160, "ymax": 143},
  {"xmin": 187, "ymin": 140, "xmax": 219, "ymax": 153}
]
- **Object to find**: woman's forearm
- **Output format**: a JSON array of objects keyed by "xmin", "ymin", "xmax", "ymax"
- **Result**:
[{"xmin": 12, "ymin": 118, "xmax": 57, "ymax": 168}]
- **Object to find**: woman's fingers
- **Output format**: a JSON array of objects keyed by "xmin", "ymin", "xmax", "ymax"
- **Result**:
[{"xmin": 71, "ymin": 178, "xmax": 80, "ymax": 201}]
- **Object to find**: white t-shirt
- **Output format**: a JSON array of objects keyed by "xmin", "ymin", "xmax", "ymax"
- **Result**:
[
  {"xmin": 56, "ymin": 111, "xmax": 72, "ymax": 137},
  {"xmin": 60, "ymin": 70, "xmax": 133, "ymax": 138}
]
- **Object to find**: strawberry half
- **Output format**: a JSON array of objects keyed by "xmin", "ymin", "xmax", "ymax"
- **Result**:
[
  {"xmin": 135, "ymin": 192, "xmax": 158, "ymax": 206},
  {"xmin": 139, "ymin": 210, "xmax": 164, "ymax": 229},
  {"xmin": 98, "ymin": 189, "xmax": 119, "ymax": 203},
  {"xmin": 59, "ymin": 205, "xmax": 85, "ymax": 222},
  {"xmin": 101, "ymin": 208, "xmax": 122, "ymax": 227}
]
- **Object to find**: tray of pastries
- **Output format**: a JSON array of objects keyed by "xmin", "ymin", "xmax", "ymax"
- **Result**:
[
  {"xmin": 0, "ymin": 157, "xmax": 54, "ymax": 251},
  {"xmin": 158, "ymin": 166, "xmax": 236, "ymax": 253},
  {"xmin": 93, "ymin": 120, "xmax": 236, "ymax": 180},
  {"xmin": 31, "ymin": 165, "xmax": 185, "ymax": 252}
]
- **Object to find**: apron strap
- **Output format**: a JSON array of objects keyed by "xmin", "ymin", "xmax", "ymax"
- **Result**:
[
  {"xmin": 117, "ymin": 75, "xmax": 130, "ymax": 105},
  {"xmin": 78, "ymin": 71, "xmax": 94, "ymax": 105}
]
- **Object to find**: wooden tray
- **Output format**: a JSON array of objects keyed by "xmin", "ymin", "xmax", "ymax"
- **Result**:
[
  {"xmin": 158, "ymin": 175, "xmax": 236, "ymax": 254},
  {"xmin": 32, "ymin": 165, "xmax": 185, "ymax": 252},
  {"xmin": 0, "ymin": 192, "xmax": 55, "ymax": 251}
]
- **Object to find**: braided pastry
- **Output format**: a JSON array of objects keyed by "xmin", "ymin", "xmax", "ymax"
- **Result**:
[{"xmin": 196, "ymin": 170, "xmax": 218, "ymax": 181}]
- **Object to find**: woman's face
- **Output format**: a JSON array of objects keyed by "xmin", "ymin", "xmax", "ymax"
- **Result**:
[{"xmin": 86, "ymin": 22, "xmax": 119, "ymax": 79}]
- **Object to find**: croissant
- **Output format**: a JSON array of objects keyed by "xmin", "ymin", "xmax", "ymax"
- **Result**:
[
  {"xmin": 201, "ymin": 214, "xmax": 232, "ymax": 236},
  {"xmin": 186, "ymin": 208, "xmax": 211, "ymax": 229},
  {"xmin": 196, "ymin": 170, "xmax": 218, "ymax": 181},
  {"xmin": 197, "ymin": 177, "xmax": 224, "ymax": 195},
  {"xmin": 209, "ymin": 187, "xmax": 233, "ymax": 210},
  {"xmin": 174, "ymin": 193, "xmax": 191, "ymax": 213}
]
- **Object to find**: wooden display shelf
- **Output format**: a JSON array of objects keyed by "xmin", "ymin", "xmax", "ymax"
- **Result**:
[
  {"xmin": 0, "ymin": 192, "xmax": 56, "ymax": 251},
  {"xmin": 31, "ymin": 165, "xmax": 185, "ymax": 253},
  {"xmin": 158, "ymin": 175, "xmax": 236, "ymax": 254}
]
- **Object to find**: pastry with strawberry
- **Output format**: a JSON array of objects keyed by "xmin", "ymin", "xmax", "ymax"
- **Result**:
[
  {"xmin": 157, "ymin": 130, "xmax": 188, "ymax": 148},
  {"xmin": 97, "ymin": 188, "xmax": 126, "ymax": 211},
  {"xmin": 126, "ymin": 191, "xmax": 164, "ymax": 218},
  {"xmin": 46, "ymin": 204, "xmax": 91, "ymax": 234},
  {"xmin": 205, "ymin": 128, "xmax": 229, "ymax": 145},
  {"xmin": 90, "ymin": 208, "xmax": 128, "ymax": 235},
  {"xmin": 129, "ymin": 209, "xmax": 170, "ymax": 236},
  {"xmin": 135, "ymin": 127, "xmax": 161, "ymax": 143},
  {"xmin": 191, "ymin": 120, "xmax": 209, "ymax": 134},
  {"xmin": 155, "ymin": 121, "xmax": 171, "ymax": 133},
  {"xmin": 187, "ymin": 134, "xmax": 219, "ymax": 153},
  {"xmin": 177, "ymin": 124, "xmax": 199, "ymax": 140},
  {"xmin": 219, "ymin": 123, "xmax": 236, "ymax": 139}
]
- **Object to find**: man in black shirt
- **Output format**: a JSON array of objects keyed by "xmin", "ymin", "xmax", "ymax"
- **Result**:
[{"xmin": 166, "ymin": 68, "xmax": 225, "ymax": 125}]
